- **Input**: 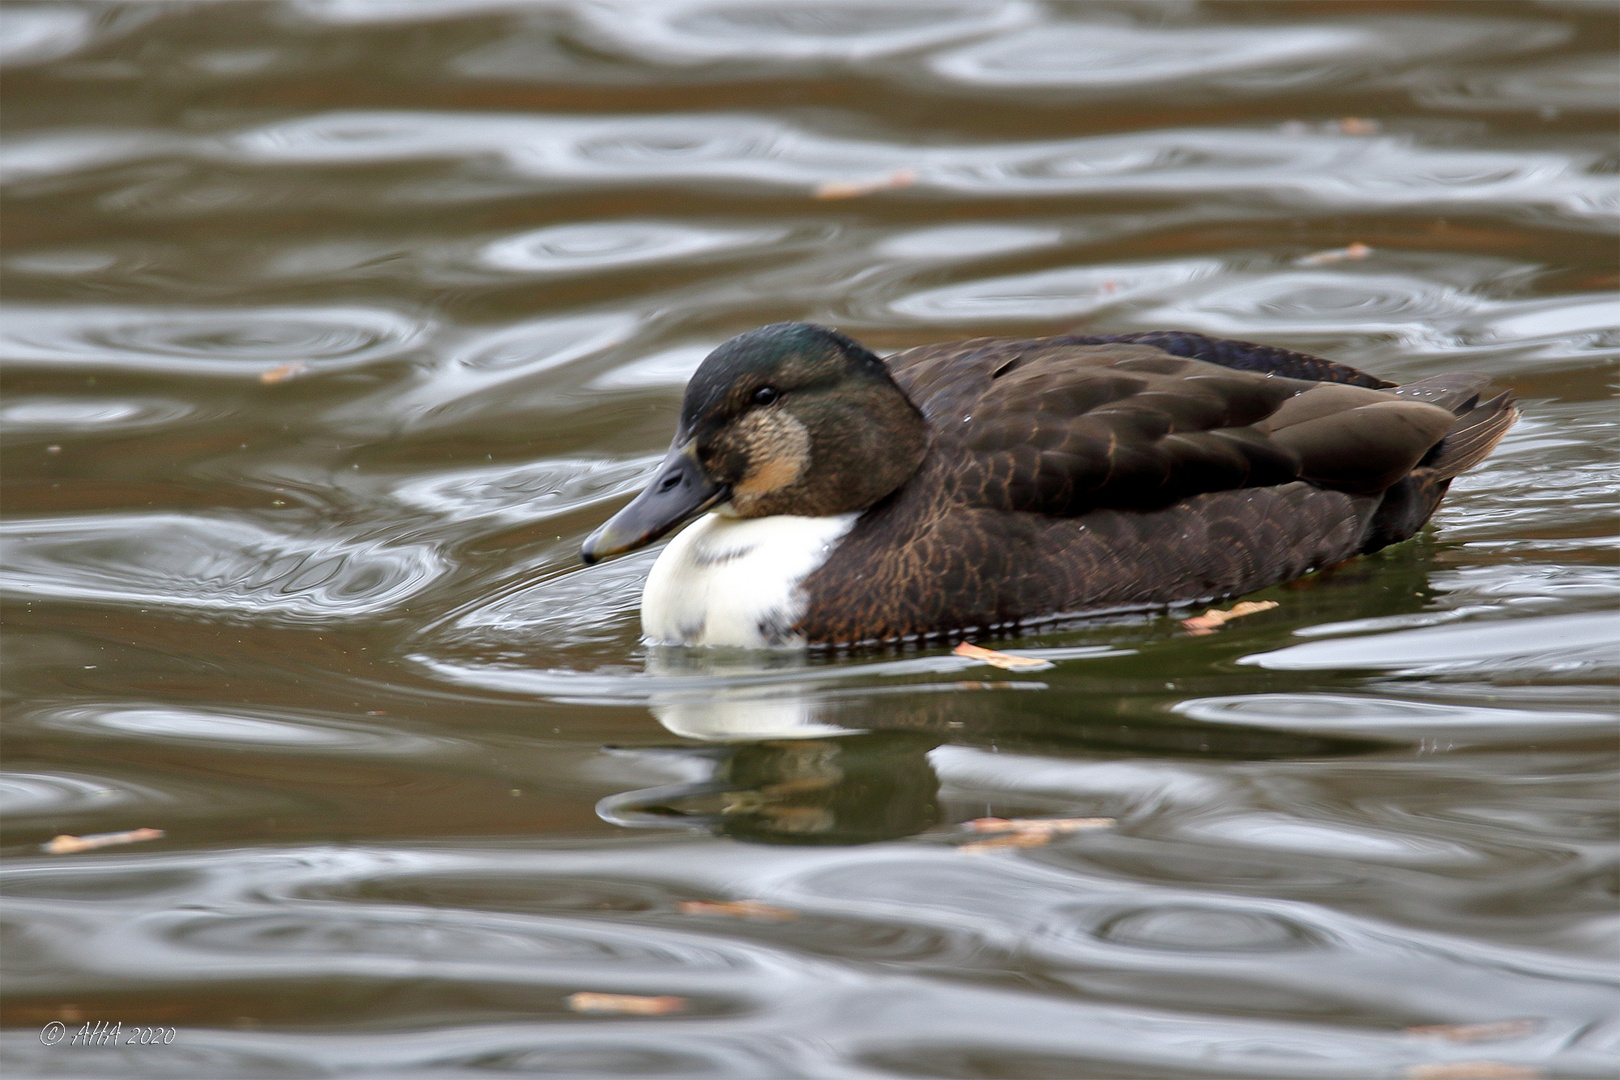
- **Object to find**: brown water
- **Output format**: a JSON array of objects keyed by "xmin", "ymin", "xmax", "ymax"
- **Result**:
[{"xmin": 2, "ymin": 2, "xmax": 1617, "ymax": 1077}]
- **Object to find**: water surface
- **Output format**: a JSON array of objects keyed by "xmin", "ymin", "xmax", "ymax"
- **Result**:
[{"xmin": 2, "ymin": 2, "xmax": 1616, "ymax": 1077}]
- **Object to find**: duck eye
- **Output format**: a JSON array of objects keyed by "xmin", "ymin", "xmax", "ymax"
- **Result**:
[{"xmin": 751, "ymin": 386, "xmax": 780, "ymax": 406}]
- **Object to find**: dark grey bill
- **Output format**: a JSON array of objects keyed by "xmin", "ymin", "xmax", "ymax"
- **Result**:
[{"xmin": 580, "ymin": 439, "xmax": 727, "ymax": 564}]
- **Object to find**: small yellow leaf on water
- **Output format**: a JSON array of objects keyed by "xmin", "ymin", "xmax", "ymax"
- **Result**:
[
  {"xmin": 259, "ymin": 361, "xmax": 307, "ymax": 384},
  {"xmin": 1403, "ymin": 1063, "xmax": 1543, "ymax": 1080},
  {"xmin": 1298, "ymin": 241, "xmax": 1373, "ymax": 265},
  {"xmin": 1406, "ymin": 1020, "xmax": 1538, "ymax": 1043},
  {"xmin": 957, "ymin": 817, "xmax": 1114, "ymax": 853},
  {"xmin": 813, "ymin": 168, "xmax": 917, "ymax": 200},
  {"xmin": 1181, "ymin": 600, "xmax": 1279, "ymax": 635},
  {"xmin": 43, "ymin": 827, "xmax": 164, "ymax": 854},
  {"xmin": 566, "ymin": 992, "xmax": 686, "ymax": 1016},
  {"xmin": 952, "ymin": 642, "xmax": 1053, "ymax": 670},
  {"xmin": 964, "ymin": 817, "xmax": 1115, "ymax": 834},
  {"xmin": 678, "ymin": 900, "xmax": 798, "ymax": 922}
]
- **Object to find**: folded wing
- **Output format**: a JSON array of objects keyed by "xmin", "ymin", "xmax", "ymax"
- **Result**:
[{"xmin": 902, "ymin": 342, "xmax": 1457, "ymax": 516}]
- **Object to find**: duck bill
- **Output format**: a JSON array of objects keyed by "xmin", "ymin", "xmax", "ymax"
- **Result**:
[{"xmin": 580, "ymin": 439, "xmax": 727, "ymax": 564}]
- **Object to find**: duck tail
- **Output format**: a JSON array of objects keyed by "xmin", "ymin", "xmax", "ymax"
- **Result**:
[
  {"xmin": 1396, "ymin": 374, "xmax": 1519, "ymax": 481},
  {"xmin": 1359, "ymin": 375, "xmax": 1517, "ymax": 554}
]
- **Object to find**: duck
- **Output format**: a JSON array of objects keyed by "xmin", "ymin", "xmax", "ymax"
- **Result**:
[{"xmin": 580, "ymin": 323, "xmax": 1516, "ymax": 648}]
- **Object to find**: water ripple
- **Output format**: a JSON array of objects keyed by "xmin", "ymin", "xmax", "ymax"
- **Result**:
[
  {"xmin": 3, "ymin": 842, "xmax": 1612, "ymax": 1075},
  {"xmin": 431, "ymin": 548, "xmax": 656, "ymax": 654},
  {"xmin": 291, "ymin": 0, "xmax": 550, "ymax": 24},
  {"xmin": 1438, "ymin": 409, "xmax": 1619, "ymax": 540},
  {"xmin": 476, "ymin": 221, "xmax": 781, "ymax": 276},
  {"xmin": 0, "ymin": 514, "xmax": 447, "ymax": 624},
  {"xmin": 888, "ymin": 258, "xmax": 1221, "ymax": 322},
  {"xmin": 1140, "ymin": 268, "xmax": 1475, "ymax": 338},
  {"xmin": 933, "ymin": 22, "xmax": 1374, "ymax": 89},
  {"xmin": 456, "ymin": 313, "xmax": 645, "ymax": 375},
  {"xmin": 0, "ymin": 304, "xmax": 431, "ymax": 377},
  {"xmin": 412, "ymin": 632, "xmax": 1094, "ymax": 708},
  {"xmin": 1175, "ymin": 813, "xmax": 1484, "ymax": 865},
  {"xmin": 872, "ymin": 223, "xmax": 1063, "ymax": 262},
  {"xmin": 1240, "ymin": 611, "xmax": 1620, "ymax": 675},
  {"xmin": 1415, "ymin": 52, "xmax": 1620, "ymax": 113},
  {"xmin": 1176, "ymin": 694, "xmax": 1613, "ymax": 744},
  {"xmin": 584, "ymin": 342, "xmax": 714, "ymax": 391},
  {"xmin": 0, "ymin": 770, "xmax": 150, "ymax": 817},
  {"xmin": 1136, "ymin": 272, "xmax": 1617, "ymax": 368},
  {"xmin": 390, "ymin": 455, "xmax": 659, "ymax": 526},
  {"xmin": 168, "ymin": 910, "xmax": 740, "ymax": 970},
  {"xmin": 576, "ymin": 1, "xmax": 1035, "ymax": 64},
  {"xmin": 338, "ymin": 312, "xmax": 643, "ymax": 430},
  {"xmin": 0, "ymin": 5, "xmax": 95, "ymax": 68},
  {"xmin": 0, "ymin": 395, "xmax": 193, "ymax": 434},
  {"xmin": 19, "ymin": 112, "xmax": 1600, "ymax": 223},
  {"xmin": 1092, "ymin": 905, "xmax": 1321, "ymax": 953},
  {"xmin": 929, "ymin": 16, "xmax": 1568, "ymax": 91},
  {"xmin": 1433, "ymin": 563, "xmax": 1620, "ymax": 609},
  {"xmin": 31, "ymin": 704, "xmax": 459, "ymax": 756}
]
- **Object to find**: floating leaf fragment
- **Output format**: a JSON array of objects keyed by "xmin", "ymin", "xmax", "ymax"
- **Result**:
[
  {"xmin": 952, "ymin": 642, "xmax": 1054, "ymax": 670},
  {"xmin": 1181, "ymin": 600, "xmax": 1279, "ymax": 635},
  {"xmin": 43, "ymin": 827, "xmax": 164, "ymax": 854},
  {"xmin": 566, "ymin": 992, "xmax": 686, "ymax": 1016},
  {"xmin": 1405, "ymin": 1021, "xmax": 1538, "ymax": 1043},
  {"xmin": 957, "ymin": 816, "xmax": 1114, "ymax": 853},
  {"xmin": 813, "ymin": 169, "xmax": 917, "ymax": 200},
  {"xmin": 678, "ymin": 900, "xmax": 798, "ymax": 922},
  {"xmin": 259, "ymin": 361, "xmax": 307, "ymax": 384},
  {"xmin": 1298, "ymin": 242, "xmax": 1373, "ymax": 265},
  {"xmin": 1403, "ymin": 1063, "xmax": 1543, "ymax": 1080},
  {"xmin": 964, "ymin": 817, "xmax": 1115, "ymax": 834}
]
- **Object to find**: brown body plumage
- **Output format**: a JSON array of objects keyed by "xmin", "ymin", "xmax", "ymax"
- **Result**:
[{"xmin": 581, "ymin": 325, "xmax": 1517, "ymax": 647}]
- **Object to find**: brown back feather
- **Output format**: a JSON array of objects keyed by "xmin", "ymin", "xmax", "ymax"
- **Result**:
[{"xmin": 891, "ymin": 340, "xmax": 1454, "ymax": 514}]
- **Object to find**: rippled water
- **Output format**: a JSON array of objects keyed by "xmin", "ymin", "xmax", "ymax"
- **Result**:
[{"xmin": 2, "ymin": 2, "xmax": 1616, "ymax": 1077}]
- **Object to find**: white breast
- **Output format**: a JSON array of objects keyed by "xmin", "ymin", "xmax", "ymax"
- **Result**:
[{"xmin": 640, "ymin": 510, "xmax": 859, "ymax": 648}]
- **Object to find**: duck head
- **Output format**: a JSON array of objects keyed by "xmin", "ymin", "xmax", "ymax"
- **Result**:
[{"xmin": 581, "ymin": 322, "xmax": 927, "ymax": 564}]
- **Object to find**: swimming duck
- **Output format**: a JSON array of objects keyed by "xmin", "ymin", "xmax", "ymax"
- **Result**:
[{"xmin": 581, "ymin": 324, "xmax": 1515, "ymax": 648}]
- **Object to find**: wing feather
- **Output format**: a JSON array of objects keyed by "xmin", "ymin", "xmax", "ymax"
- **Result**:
[{"xmin": 887, "ymin": 339, "xmax": 1454, "ymax": 515}]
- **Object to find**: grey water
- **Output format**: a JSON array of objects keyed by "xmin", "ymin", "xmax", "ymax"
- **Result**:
[{"xmin": 1, "ymin": 2, "xmax": 1616, "ymax": 1077}]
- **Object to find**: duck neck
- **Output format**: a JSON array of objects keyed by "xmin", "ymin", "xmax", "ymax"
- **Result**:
[{"xmin": 822, "ymin": 378, "xmax": 929, "ymax": 512}]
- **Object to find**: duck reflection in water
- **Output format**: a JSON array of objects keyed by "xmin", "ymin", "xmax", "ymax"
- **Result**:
[
  {"xmin": 600, "ymin": 732, "xmax": 942, "ymax": 846},
  {"xmin": 597, "ymin": 648, "xmax": 1378, "ymax": 846}
]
